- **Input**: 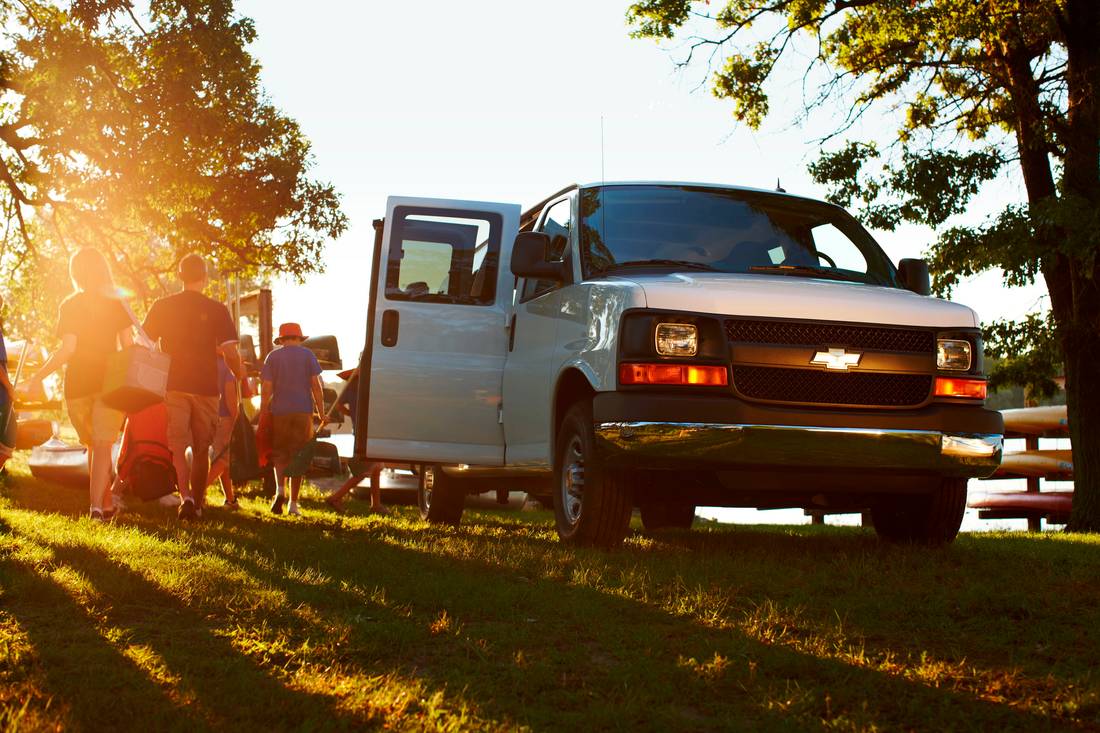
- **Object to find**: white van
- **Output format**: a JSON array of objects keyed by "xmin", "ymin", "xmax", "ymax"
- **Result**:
[{"xmin": 352, "ymin": 182, "xmax": 1003, "ymax": 547}]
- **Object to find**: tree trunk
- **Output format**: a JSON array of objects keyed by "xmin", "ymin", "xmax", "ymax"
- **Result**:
[
  {"xmin": 1062, "ymin": 272, "xmax": 1100, "ymax": 531},
  {"xmin": 1056, "ymin": 0, "xmax": 1100, "ymax": 528},
  {"xmin": 1060, "ymin": 0, "xmax": 1100, "ymax": 530}
]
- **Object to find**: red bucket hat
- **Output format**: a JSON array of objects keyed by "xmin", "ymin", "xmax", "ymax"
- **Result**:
[{"xmin": 274, "ymin": 322, "xmax": 307, "ymax": 344}]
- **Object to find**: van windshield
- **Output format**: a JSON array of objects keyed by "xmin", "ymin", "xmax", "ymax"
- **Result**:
[{"xmin": 578, "ymin": 185, "xmax": 899, "ymax": 287}]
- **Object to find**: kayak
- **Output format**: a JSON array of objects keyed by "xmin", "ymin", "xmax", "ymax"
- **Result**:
[
  {"xmin": 968, "ymin": 490, "xmax": 1073, "ymax": 519},
  {"xmin": 993, "ymin": 449, "xmax": 1073, "ymax": 479},
  {"xmin": 1001, "ymin": 405, "xmax": 1069, "ymax": 437},
  {"xmin": 14, "ymin": 418, "xmax": 55, "ymax": 450},
  {"xmin": 28, "ymin": 438, "xmax": 120, "ymax": 487}
]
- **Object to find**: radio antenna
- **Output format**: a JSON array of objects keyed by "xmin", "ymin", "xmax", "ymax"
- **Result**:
[{"xmin": 600, "ymin": 115, "xmax": 606, "ymax": 183}]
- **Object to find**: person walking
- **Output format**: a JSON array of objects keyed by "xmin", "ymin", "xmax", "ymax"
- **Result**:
[
  {"xmin": 323, "ymin": 367, "xmax": 386, "ymax": 515},
  {"xmin": 21, "ymin": 248, "xmax": 133, "ymax": 520},
  {"xmin": 261, "ymin": 323, "xmax": 323, "ymax": 517},
  {"xmin": 206, "ymin": 352, "xmax": 240, "ymax": 510},
  {"xmin": 142, "ymin": 254, "xmax": 241, "ymax": 521},
  {"xmin": 0, "ymin": 294, "xmax": 17, "ymax": 472}
]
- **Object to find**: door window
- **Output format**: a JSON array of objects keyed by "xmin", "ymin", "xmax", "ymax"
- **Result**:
[
  {"xmin": 520, "ymin": 197, "xmax": 572, "ymax": 302},
  {"xmin": 385, "ymin": 208, "xmax": 503, "ymax": 305}
]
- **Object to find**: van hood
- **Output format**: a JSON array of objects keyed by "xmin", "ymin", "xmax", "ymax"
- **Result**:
[{"xmin": 615, "ymin": 272, "xmax": 978, "ymax": 328}]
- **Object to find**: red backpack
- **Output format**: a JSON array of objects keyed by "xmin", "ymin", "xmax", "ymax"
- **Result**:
[{"xmin": 116, "ymin": 403, "xmax": 176, "ymax": 501}]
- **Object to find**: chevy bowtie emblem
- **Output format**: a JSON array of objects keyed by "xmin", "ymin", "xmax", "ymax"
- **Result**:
[{"xmin": 811, "ymin": 347, "xmax": 862, "ymax": 371}]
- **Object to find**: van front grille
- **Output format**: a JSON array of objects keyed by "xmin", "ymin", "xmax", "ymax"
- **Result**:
[
  {"xmin": 732, "ymin": 366, "xmax": 933, "ymax": 408},
  {"xmin": 725, "ymin": 319, "xmax": 933, "ymax": 354}
]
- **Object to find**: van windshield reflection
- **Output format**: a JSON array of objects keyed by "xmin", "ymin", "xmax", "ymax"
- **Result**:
[{"xmin": 578, "ymin": 185, "xmax": 898, "ymax": 287}]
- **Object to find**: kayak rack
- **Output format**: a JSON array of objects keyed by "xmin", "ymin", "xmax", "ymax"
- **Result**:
[{"xmin": 968, "ymin": 405, "xmax": 1072, "ymax": 531}]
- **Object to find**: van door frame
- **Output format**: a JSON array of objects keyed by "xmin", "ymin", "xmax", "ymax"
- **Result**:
[{"xmin": 352, "ymin": 218, "xmax": 386, "ymax": 462}]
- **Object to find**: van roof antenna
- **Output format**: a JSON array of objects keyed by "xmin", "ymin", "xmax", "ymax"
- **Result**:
[
  {"xmin": 600, "ymin": 115, "xmax": 606, "ymax": 184},
  {"xmin": 776, "ymin": 178, "xmax": 786, "ymax": 193}
]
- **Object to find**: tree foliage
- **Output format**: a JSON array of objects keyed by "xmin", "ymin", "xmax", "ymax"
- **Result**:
[
  {"xmin": 628, "ymin": 0, "xmax": 1100, "ymax": 529},
  {"xmin": 0, "ymin": 0, "xmax": 348, "ymax": 338}
]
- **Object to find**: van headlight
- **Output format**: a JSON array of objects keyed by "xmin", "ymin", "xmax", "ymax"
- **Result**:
[
  {"xmin": 937, "ymin": 338, "xmax": 972, "ymax": 371},
  {"xmin": 655, "ymin": 323, "xmax": 698, "ymax": 357}
]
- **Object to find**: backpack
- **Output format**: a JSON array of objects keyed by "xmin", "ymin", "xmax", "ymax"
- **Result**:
[
  {"xmin": 229, "ymin": 410, "xmax": 262, "ymax": 483},
  {"xmin": 125, "ymin": 454, "xmax": 177, "ymax": 501},
  {"xmin": 116, "ymin": 403, "xmax": 177, "ymax": 501}
]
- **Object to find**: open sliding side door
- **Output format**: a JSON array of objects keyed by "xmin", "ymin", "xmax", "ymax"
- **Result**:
[{"xmin": 354, "ymin": 196, "xmax": 521, "ymax": 466}]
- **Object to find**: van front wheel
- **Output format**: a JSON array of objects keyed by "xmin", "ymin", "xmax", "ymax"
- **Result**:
[
  {"xmin": 554, "ymin": 403, "xmax": 632, "ymax": 548},
  {"xmin": 870, "ymin": 478, "xmax": 967, "ymax": 545},
  {"xmin": 418, "ymin": 465, "xmax": 465, "ymax": 526}
]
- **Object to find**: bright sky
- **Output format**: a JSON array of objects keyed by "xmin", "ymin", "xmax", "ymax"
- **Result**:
[{"xmin": 236, "ymin": 0, "xmax": 1048, "ymax": 364}]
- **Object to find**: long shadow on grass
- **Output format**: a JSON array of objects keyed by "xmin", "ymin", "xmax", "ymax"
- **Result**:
[
  {"xmin": 5, "ymin": 485, "xmax": 1093, "ymax": 730},
  {"xmin": 0, "ymin": 516, "xmax": 208, "ymax": 731},
  {"xmin": 1, "ymin": 518, "xmax": 368, "ymax": 732},
  {"xmin": 177, "ymin": 515, "xmax": 1078, "ymax": 731},
  {"xmin": 642, "ymin": 524, "xmax": 1100, "ymax": 700}
]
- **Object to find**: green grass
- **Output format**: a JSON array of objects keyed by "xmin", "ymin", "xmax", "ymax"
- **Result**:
[{"xmin": 0, "ymin": 455, "xmax": 1098, "ymax": 732}]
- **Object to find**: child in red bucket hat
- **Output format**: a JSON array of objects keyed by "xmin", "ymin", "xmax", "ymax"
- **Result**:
[{"xmin": 261, "ymin": 322, "xmax": 323, "ymax": 516}]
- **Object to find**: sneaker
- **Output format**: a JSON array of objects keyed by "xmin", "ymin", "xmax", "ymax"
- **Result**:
[
  {"xmin": 270, "ymin": 495, "xmax": 286, "ymax": 515},
  {"xmin": 178, "ymin": 499, "xmax": 198, "ymax": 521},
  {"xmin": 90, "ymin": 509, "xmax": 105, "ymax": 522},
  {"xmin": 287, "ymin": 502, "xmax": 301, "ymax": 517},
  {"xmin": 224, "ymin": 500, "xmax": 240, "ymax": 512}
]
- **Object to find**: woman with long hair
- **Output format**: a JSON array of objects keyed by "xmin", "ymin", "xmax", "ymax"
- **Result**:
[{"xmin": 23, "ymin": 248, "xmax": 133, "ymax": 520}]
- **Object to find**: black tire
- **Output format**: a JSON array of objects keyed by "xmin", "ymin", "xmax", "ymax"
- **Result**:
[
  {"xmin": 871, "ymin": 478, "xmax": 968, "ymax": 545},
  {"xmin": 640, "ymin": 502, "xmax": 696, "ymax": 531},
  {"xmin": 418, "ymin": 464, "xmax": 465, "ymax": 525},
  {"xmin": 553, "ymin": 402, "xmax": 633, "ymax": 548}
]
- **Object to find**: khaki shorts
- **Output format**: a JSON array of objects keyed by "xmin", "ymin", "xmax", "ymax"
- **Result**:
[
  {"xmin": 166, "ymin": 391, "xmax": 220, "ymax": 456},
  {"xmin": 272, "ymin": 413, "xmax": 313, "ymax": 465},
  {"xmin": 67, "ymin": 395, "xmax": 124, "ymax": 445},
  {"xmin": 211, "ymin": 415, "xmax": 234, "ymax": 462}
]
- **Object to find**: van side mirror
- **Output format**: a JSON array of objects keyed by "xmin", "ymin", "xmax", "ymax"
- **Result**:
[
  {"xmin": 511, "ymin": 232, "xmax": 568, "ymax": 282},
  {"xmin": 898, "ymin": 258, "xmax": 931, "ymax": 296}
]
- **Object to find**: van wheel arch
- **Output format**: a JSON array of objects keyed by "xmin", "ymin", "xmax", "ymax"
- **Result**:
[{"xmin": 552, "ymin": 368, "xmax": 598, "ymax": 445}]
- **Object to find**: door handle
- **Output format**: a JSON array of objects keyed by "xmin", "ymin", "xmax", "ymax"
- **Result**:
[
  {"xmin": 381, "ymin": 309, "xmax": 399, "ymax": 347},
  {"xmin": 508, "ymin": 313, "xmax": 517, "ymax": 352}
]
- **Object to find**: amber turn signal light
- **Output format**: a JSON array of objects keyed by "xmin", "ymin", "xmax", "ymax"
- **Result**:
[
  {"xmin": 619, "ymin": 363, "xmax": 729, "ymax": 387},
  {"xmin": 934, "ymin": 377, "xmax": 987, "ymax": 399}
]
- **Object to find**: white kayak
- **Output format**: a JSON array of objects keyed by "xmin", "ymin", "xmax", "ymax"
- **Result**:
[
  {"xmin": 1001, "ymin": 405, "xmax": 1069, "ymax": 436},
  {"xmin": 993, "ymin": 449, "xmax": 1074, "ymax": 479},
  {"xmin": 28, "ymin": 438, "xmax": 120, "ymax": 487}
]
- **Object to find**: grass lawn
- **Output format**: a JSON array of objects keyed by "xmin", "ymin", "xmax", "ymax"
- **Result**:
[{"xmin": 1, "ymin": 456, "xmax": 1098, "ymax": 732}]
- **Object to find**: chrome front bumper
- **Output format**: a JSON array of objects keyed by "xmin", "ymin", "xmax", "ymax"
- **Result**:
[{"xmin": 594, "ymin": 422, "xmax": 1003, "ymax": 478}]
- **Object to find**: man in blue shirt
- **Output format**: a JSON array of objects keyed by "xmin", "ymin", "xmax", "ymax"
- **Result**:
[{"xmin": 261, "ymin": 323, "xmax": 323, "ymax": 516}]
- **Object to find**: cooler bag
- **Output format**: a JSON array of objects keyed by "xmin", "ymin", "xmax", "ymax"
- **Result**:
[
  {"xmin": 101, "ymin": 346, "xmax": 171, "ymax": 414},
  {"xmin": 100, "ymin": 302, "xmax": 171, "ymax": 414}
]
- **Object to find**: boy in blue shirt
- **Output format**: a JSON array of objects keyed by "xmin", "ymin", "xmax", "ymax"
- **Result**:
[{"xmin": 261, "ymin": 323, "xmax": 323, "ymax": 516}]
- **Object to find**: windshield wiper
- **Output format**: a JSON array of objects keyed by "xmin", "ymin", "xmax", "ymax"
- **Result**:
[
  {"xmin": 748, "ymin": 265, "xmax": 856, "ymax": 282},
  {"xmin": 599, "ymin": 259, "xmax": 722, "ymax": 275}
]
